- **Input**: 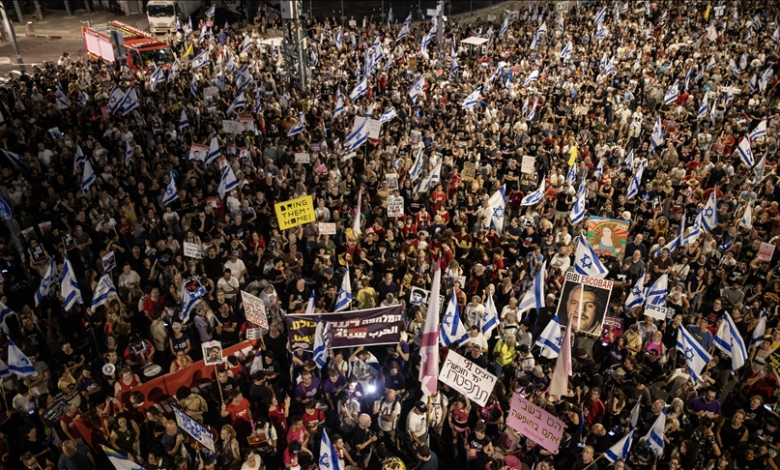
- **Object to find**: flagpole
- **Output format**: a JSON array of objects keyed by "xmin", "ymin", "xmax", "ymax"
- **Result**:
[
  {"xmin": 0, "ymin": 381, "xmax": 7, "ymax": 410},
  {"xmin": 582, "ymin": 455, "xmax": 603, "ymax": 470}
]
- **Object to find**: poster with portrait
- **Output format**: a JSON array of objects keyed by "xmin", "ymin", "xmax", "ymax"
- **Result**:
[
  {"xmin": 189, "ymin": 143, "xmax": 208, "ymax": 162},
  {"xmin": 586, "ymin": 216, "xmax": 630, "ymax": 259},
  {"xmin": 238, "ymin": 115, "xmax": 256, "ymax": 133},
  {"xmin": 202, "ymin": 340, "xmax": 224, "ymax": 365},
  {"xmin": 407, "ymin": 287, "xmax": 445, "ymax": 314},
  {"xmin": 601, "ymin": 316, "xmax": 624, "ymax": 344},
  {"xmin": 555, "ymin": 272, "xmax": 614, "ymax": 336}
]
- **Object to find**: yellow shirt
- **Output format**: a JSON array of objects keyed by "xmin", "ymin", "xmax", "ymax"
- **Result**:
[{"xmin": 493, "ymin": 339, "xmax": 516, "ymax": 366}]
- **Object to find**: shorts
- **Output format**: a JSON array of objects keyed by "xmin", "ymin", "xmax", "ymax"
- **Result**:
[{"xmin": 555, "ymin": 211, "xmax": 568, "ymax": 221}]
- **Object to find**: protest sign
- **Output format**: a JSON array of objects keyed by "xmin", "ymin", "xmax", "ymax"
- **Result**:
[
  {"xmin": 238, "ymin": 115, "xmax": 255, "ymax": 132},
  {"xmin": 438, "ymin": 350, "xmax": 497, "ymax": 407},
  {"xmin": 387, "ymin": 196, "xmax": 404, "ymax": 217},
  {"xmin": 353, "ymin": 116, "xmax": 382, "ymax": 139},
  {"xmin": 461, "ymin": 161, "xmax": 476, "ymax": 181},
  {"xmin": 174, "ymin": 407, "xmax": 215, "ymax": 452},
  {"xmin": 587, "ymin": 216, "xmax": 630, "ymax": 259},
  {"xmin": 318, "ymin": 223, "xmax": 336, "ymax": 235},
  {"xmin": 189, "ymin": 143, "xmax": 208, "ymax": 161},
  {"xmin": 556, "ymin": 272, "xmax": 614, "ymax": 335},
  {"xmin": 295, "ymin": 153, "xmax": 310, "ymax": 164},
  {"xmin": 202, "ymin": 340, "xmax": 224, "ymax": 365},
  {"xmin": 222, "ymin": 120, "xmax": 243, "ymax": 134},
  {"xmin": 759, "ymin": 242, "xmax": 775, "ymax": 262},
  {"xmin": 246, "ymin": 328, "xmax": 262, "ymax": 340},
  {"xmin": 183, "ymin": 242, "xmax": 202, "ymax": 259},
  {"xmin": 645, "ymin": 304, "xmax": 668, "ymax": 321},
  {"xmin": 101, "ymin": 251, "xmax": 117, "ymax": 272},
  {"xmin": 386, "ymin": 173, "xmax": 398, "ymax": 190},
  {"xmin": 522, "ymin": 155, "xmax": 536, "ymax": 174},
  {"xmin": 286, "ymin": 305, "xmax": 403, "ymax": 351},
  {"xmin": 274, "ymin": 195, "xmax": 315, "ymax": 230},
  {"xmin": 507, "ymin": 395, "xmax": 565, "ymax": 453},
  {"xmin": 241, "ymin": 291, "xmax": 269, "ymax": 330},
  {"xmin": 601, "ymin": 316, "xmax": 624, "ymax": 344}
]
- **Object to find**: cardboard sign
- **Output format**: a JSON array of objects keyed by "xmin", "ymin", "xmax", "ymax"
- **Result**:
[
  {"xmin": 202, "ymin": 340, "xmax": 224, "ymax": 365},
  {"xmin": 759, "ymin": 242, "xmax": 775, "ymax": 262},
  {"xmin": 274, "ymin": 195, "xmax": 316, "ymax": 230},
  {"xmin": 556, "ymin": 272, "xmax": 614, "ymax": 335},
  {"xmin": 461, "ymin": 161, "xmax": 476, "ymax": 181},
  {"xmin": 387, "ymin": 196, "xmax": 404, "ymax": 217},
  {"xmin": 522, "ymin": 155, "xmax": 536, "ymax": 174},
  {"xmin": 183, "ymin": 242, "xmax": 202, "ymax": 259},
  {"xmin": 101, "ymin": 251, "xmax": 117, "ymax": 272},
  {"xmin": 353, "ymin": 116, "xmax": 382, "ymax": 139},
  {"xmin": 189, "ymin": 143, "xmax": 208, "ymax": 162},
  {"xmin": 438, "ymin": 350, "xmax": 497, "ymax": 407},
  {"xmin": 318, "ymin": 223, "xmax": 336, "ymax": 235},
  {"xmin": 246, "ymin": 328, "xmax": 262, "ymax": 340},
  {"xmin": 311, "ymin": 142, "xmax": 321, "ymax": 153},
  {"xmin": 507, "ymin": 395, "xmax": 565, "ymax": 453},
  {"xmin": 174, "ymin": 407, "xmax": 215, "ymax": 452},
  {"xmin": 386, "ymin": 173, "xmax": 399, "ymax": 190},
  {"xmin": 241, "ymin": 290, "xmax": 269, "ymax": 330},
  {"xmin": 295, "ymin": 152, "xmax": 310, "ymax": 164},
  {"xmin": 645, "ymin": 304, "xmax": 668, "ymax": 321},
  {"xmin": 222, "ymin": 120, "xmax": 243, "ymax": 134}
]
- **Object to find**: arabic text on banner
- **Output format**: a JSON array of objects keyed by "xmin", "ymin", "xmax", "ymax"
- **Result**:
[
  {"xmin": 507, "ymin": 394, "xmax": 565, "ymax": 453},
  {"xmin": 438, "ymin": 350, "xmax": 497, "ymax": 407},
  {"xmin": 274, "ymin": 195, "xmax": 315, "ymax": 230},
  {"xmin": 286, "ymin": 305, "xmax": 404, "ymax": 351}
]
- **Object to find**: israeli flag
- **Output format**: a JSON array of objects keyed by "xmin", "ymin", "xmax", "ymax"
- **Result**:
[
  {"xmin": 0, "ymin": 198, "xmax": 11, "ymax": 221},
  {"xmin": 559, "ymin": 39, "xmax": 574, "ymax": 59},
  {"xmin": 388, "ymin": 4, "xmax": 393, "ymax": 23},
  {"xmin": 191, "ymin": 75, "xmax": 198, "ymax": 97},
  {"xmin": 34, "ymin": 258, "xmax": 57, "ymax": 307},
  {"xmin": 592, "ymin": 157, "xmax": 604, "ymax": 180},
  {"xmin": 749, "ymin": 74, "xmax": 758, "ymax": 94},
  {"xmin": 191, "ymin": 50, "xmax": 210, "ymax": 69},
  {"xmin": 595, "ymin": 25, "xmax": 607, "ymax": 40},
  {"xmin": 523, "ymin": 69, "xmax": 539, "ymax": 86},
  {"xmin": 625, "ymin": 148, "xmax": 635, "ymax": 172},
  {"xmin": 643, "ymin": 412, "xmax": 666, "ymax": 456},
  {"xmin": 682, "ymin": 209, "xmax": 703, "ymax": 246},
  {"xmin": 706, "ymin": 56, "xmax": 717, "ymax": 72},
  {"xmin": 574, "ymin": 234, "xmax": 608, "ymax": 278},
  {"xmin": 461, "ymin": 87, "xmax": 482, "ymax": 110},
  {"xmin": 203, "ymin": 137, "xmax": 220, "ymax": 165},
  {"xmin": 61, "ymin": 255, "xmax": 83, "ymax": 311},
  {"xmin": 108, "ymin": 86, "xmax": 125, "ymax": 114},
  {"xmin": 149, "ymin": 66, "xmax": 166, "ymax": 91},
  {"xmin": 627, "ymin": 162, "xmax": 645, "ymax": 199},
  {"xmin": 421, "ymin": 25, "xmax": 436, "ymax": 56},
  {"xmin": 414, "ymin": 160, "xmax": 442, "ymax": 193},
  {"xmin": 700, "ymin": 190, "xmax": 718, "ymax": 231},
  {"xmin": 729, "ymin": 58, "xmax": 741, "ymax": 76},
  {"xmin": 226, "ymin": 92, "xmax": 246, "ymax": 116},
  {"xmin": 521, "ymin": 179, "xmax": 545, "ymax": 206},
  {"xmin": 205, "ymin": 4, "xmax": 215, "ymax": 17},
  {"xmin": 751, "ymin": 310, "xmax": 768, "ymax": 351},
  {"xmin": 662, "ymin": 213, "xmax": 686, "ymax": 253},
  {"xmin": 345, "ymin": 119, "xmax": 369, "ymax": 152},
  {"xmin": 180, "ymin": 282, "xmax": 201, "ymax": 324},
  {"xmin": 740, "ymin": 201, "xmax": 753, "ymax": 229},
  {"xmin": 218, "ymin": 166, "xmax": 238, "ymax": 199},
  {"xmin": 7, "ymin": 338, "xmax": 36, "ymax": 378},
  {"xmin": 625, "ymin": 270, "xmax": 646, "ymax": 309},
  {"xmin": 774, "ymin": 26, "xmax": 780, "ymax": 43},
  {"xmin": 753, "ymin": 151, "xmax": 767, "ymax": 186},
  {"xmin": 518, "ymin": 261, "xmax": 546, "ymax": 314},
  {"xmin": 380, "ymin": 107, "xmax": 397, "ymax": 124},
  {"xmin": 56, "ymin": 80, "xmax": 70, "ymax": 109},
  {"xmin": 536, "ymin": 21, "xmax": 548, "ymax": 36},
  {"xmin": 739, "ymin": 51, "xmax": 748, "ymax": 71},
  {"xmin": 313, "ymin": 317, "xmax": 331, "ymax": 368},
  {"xmin": 605, "ymin": 429, "xmax": 636, "ymax": 463},
  {"xmin": 737, "ymin": 137, "xmax": 754, "ymax": 168},
  {"xmin": 594, "ymin": 6, "xmax": 606, "ymax": 25},
  {"xmin": 81, "ymin": 160, "xmax": 96, "ymax": 194},
  {"xmin": 536, "ymin": 313, "xmax": 563, "ymax": 359},
  {"xmin": 599, "ymin": 52, "xmax": 608, "ymax": 71},
  {"xmin": 451, "ymin": 56, "xmax": 459, "ymax": 77},
  {"xmin": 122, "ymin": 86, "xmax": 139, "ymax": 115},
  {"xmin": 645, "ymin": 272, "xmax": 668, "ymax": 306},
  {"xmin": 694, "ymin": 66, "xmax": 704, "ymax": 84},
  {"xmin": 481, "ymin": 291, "xmax": 499, "ymax": 339},
  {"xmin": 396, "ymin": 20, "xmax": 411, "ymax": 41},
  {"xmin": 409, "ymin": 147, "xmax": 424, "ymax": 182},
  {"xmin": 488, "ymin": 186, "xmax": 506, "ymax": 233},
  {"xmin": 162, "ymin": 177, "xmax": 179, "ymax": 205},
  {"xmin": 500, "ymin": 16, "xmax": 510, "ymax": 36},
  {"xmin": 697, "ymin": 93, "xmax": 709, "ymax": 119},
  {"xmin": 319, "ymin": 430, "xmax": 342, "ymax": 470},
  {"xmin": 241, "ymin": 35, "xmax": 253, "ymax": 54},
  {"xmin": 0, "ymin": 359, "xmax": 9, "ymax": 380},
  {"xmin": 334, "ymin": 267, "xmax": 352, "ymax": 311},
  {"xmin": 677, "ymin": 326, "xmax": 712, "ymax": 383},
  {"xmin": 408, "ymin": 74, "xmax": 426, "ymax": 101},
  {"xmin": 570, "ymin": 177, "xmax": 587, "ymax": 224},
  {"xmin": 651, "ymin": 116, "xmax": 664, "ymax": 148},
  {"xmin": 334, "ymin": 89, "xmax": 344, "ymax": 117},
  {"xmin": 336, "ymin": 28, "xmax": 344, "ymax": 49},
  {"xmin": 749, "ymin": 120, "xmax": 767, "ymax": 141},
  {"xmin": 440, "ymin": 290, "xmax": 468, "ymax": 346},
  {"xmin": 715, "ymin": 312, "xmax": 748, "ymax": 372},
  {"xmin": 179, "ymin": 109, "xmax": 189, "ymax": 132},
  {"xmin": 77, "ymin": 89, "xmax": 88, "ymax": 107},
  {"xmin": 0, "ymin": 301, "xmax": 14, "ymax": 334},
  {"xmin": 91, "ymin": 273, "xmax": 117, "ymax": 309},
  {"xmin": 565, "ymin": 164, "xmax": 577, "ymax": 187},
  {"xmin": 760, "ymin": 66, "xmax": 773, "ymax": 92},
  {"xmin": 350, "ymin": 74, "xmax": 369, "ymax": 101},
  {"xmin": 186, "ymin": 16, "xmax": 193, "ymax": 34}
]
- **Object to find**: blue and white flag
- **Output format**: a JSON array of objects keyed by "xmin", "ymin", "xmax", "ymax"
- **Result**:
[
  {"xmin": 162, "ymin": 177, "xmax": 179, "ymax": 205},
  {"xmin": 336, "ymin": 28, "xmax": 344, "ymax": 49},
  {"xmin": 595, "ymin": 25, "xmax": 607, "ymax": 40},
  {"xmin": 190, "ymin": 75, "xmax": 198, "ymax": 97},
  {"xmin": 61, "ymin": 255, "xmax": 83, "ymax": 311},
  {"xmin": 559, "ymin": 40, "xmax": 574, "ymax": 59},
  {"xmin": 593, "ymin": 157, "xmax": 604, "ymax": 180},
  {"xmin": 313, "ymin": 317, "xmax": 331, "ymax": 368},
  {"xmin": 108, "ymin": 86, "xmax": 125, "ymax": 114},
  {"xmin": 701, "ymin": 190, "xmax": 718, "ymax": 231},
  {"xmin": 408, "ymin": 74, "xmax": 426, "ymax": 101},
  {"xmin": 729, "ymin": 58, "xmax": 740, "ymax": 76},
  {"xmin": 319, "ymin": 430, "xmax": 342, "ymax": 470},
  {"xmin": 523, "ymin": 69, "xmax": 539, "ymax": 86},
  {"xmin": 750, "ymin": 120, "xmax": 767, "ymax": 141},
  {"xmin": 287, "ymin": 113, "xmax": 306, "ymax": 137},
  {"xmin": 645, "ymin": 272, "xmax": 668, "ymax": 307},
  {"xmin": 180, "ymin": 281, "xmax": 201, "ymax": 324},
  {"xmin": 0, "ymin": 198, "xmax": 10, "ymax": 221},
  {"xmin": 185, "ymin": 16, "xmax": 193, "ymax": 34},
  {"xmin": 664, "ymin": 83, "xmax": 679, "ymax": 105},
  {"xmin": 7, "ymin": 337, "xmax": 36, "ymax": 378},
  {"xmin": 396, "ymin": 17, "xmax": 411, "ymax": 41},
  {"xmin": 240, "ymin": 35, "xmax": 253, "ymax": 54},
  {"xmin": 643, "ymin": 412, "xmax": 666, "ymax": 456},
  {"xmin": 651, "ymin": 116, "xmax": 664, "ymax": 148},
  {"xmin": 519, "ymin": 262, "xmax": 546, "ymax": 314},
  {"xmin": 570, "ymin": 177, "xmax": 587, "ymax": 224},
  {"xmin": 753, "ymin": 151, "xmax": 767, "ymax": 186},
  {"xmin": 625, "ymin": 148, "xmax": 635, "ymax": 173},
  {"xmin": 218, "ymin": 166, "xmax": 238, "ymax": 199},
  {"xmin": 345, "ymin": 119, "xmax": 369, "ymax": 152},
  {"xmin": 536, "ymin": 21, "xmax": 548, "ymax": 36},
  {"xmin": 740, "ymin": 201, "xmax": 753, "ymax": 229},
  {"xmin": 487, "ymin": 186, "xmax": 506, "ymax": 233},
  {"xmin": 207, "ymin": 135, "xmax": 220, "ymax": 164},
  {"xmin": 387, "ymin": 4, "xmax": 394, "ymax": 23},
  {"xmin": 56, "ymin": 80, "xmax": 70, "ymax": 109},
  {"xmin": 750, "ymin": 74, "xmax": 758, "ymax": 94},
  {"xmin": 605, "ymin": 429, "xmax": 636, "ymax": 463},
  {"xmin": 697, "ymin": 93, "xmax": 709, "ymax": 119},
  {"xmin": 226, "ymin": 92, "xmax": 246, "ymax": 116},
  {"xmin": 694, "ymin": 66, "xmax": 704, "ymax": 84},
  {"xmin": 0, "ymin": 301, "xmax": 14, "ymax": 334},
  {"xmin": 706, "ymin": 56, "xmax": 717, "ymax": 72},
  {"xmin": 205, "ymin": 4, "xmax": 215, "ymax": 17},
  {"xmin": 350, "ymin": 74, "xmax": 369, "ymax": 101},
  {"xmin": 627, "ymin": 163, "xmax": 645, "ymax": 199},
  {"xmin": 751, "ymin": 310, "xmax": 768, "ymax": 351},
  {"xmin": 123, "ymin": 140, "xmax": 133, "ymax": 167},
  {"xmin": 739, "ymin": 51, "xmax": 748, "ymax": 71},
  {"xmin": 421, "ymin": 22, "xmax": 436, "ymax": 56},
  {"xmin": 461, "ymin": 87, "xmax": 482, "ymax": 110},
  {"xmin": 715, "ymin": 312, "xmax": 748, "ymax": 372},
  {"xmin": 536, "ymin": 313, "xmax": 563, "ymax": 359},
  {"xmin": 440, "ymin": 290, "xmax": 468, "ymax": 346},
  {"xmin": 594, "ymin": 6, "xmax": 606, "ymax": 25},
  {"xmin": 77, "ymin": 89, "xmax": 89, "ymax": 107},
  {"xmin": 574, "ymin": 234, "xmax": 608, "ymax": 278},
  {"xmin": 380, "ymin": 107, "xmax": 397, "ymax": 124},
  {"xmin": 122, "ymin": 86, "xmax": 139, "ymax": 115},
  {"xmin": 450, "ymin": 56, "xmax": 459, "ymax": 77},
  {"xmin": 565, "ymin": 164, "xmax": 577, "ymax": 187},
  {"xmin": 662, "ymin": 213, "xmax": 686, "ymax": 253},
  {"xmin": 414, "ymin": 160, "xmax": 442, "ymax": 193},
  {"xmin": 306, "ymin": 291, "xmax": 316, "ymax": 314},
  {"xmin": 677, "ymin": 325, "xmax": 712, "ymax": 383},
  {"xmin": 179, "ymin": 109, "xmax": 189, "ymax": 132},
  {"xmin": 683, "ymin": 209, "xmax": 703, "ymax": 246},
  {"xmin": 481, "ymin": 291, "xmax": 499, "ymax": 339},
  {"xmin": 191, "ymin": 50, "xmax": 210, "ymax": 69},
  {"xmin": 521, "ymin": 179, "xmax": 545, "ymax": 206},
  {"xmin": 625, "ymin": 270, "xmax": 646, "ymax": 310},
  {"xmin": 334, "ymin": 88, "xmax": 344, "ymax": 117},
  {"xmin": 737, "ymin": 136, "xmax": 754, "ymax": 168},
  {"xmin": 409, "ymin": 147, "xmax": 424, "ymax": 182},
  {"xmin": 34, "ymin": 258, "xmax": 57, "ymax": 307},
  {"xmin": 91, "ymin": 272, "xmax": 117, "ymax": 309},
  {"xmin": 82, "ymin": 160, "xmax": 96, "ymax": 194},
  {"xmin": 334, "ymin": 267, "xmax": 352, "ymax": 311},
  {"xmin": 500, "ymin": 16, "xmax": 510, "ymax": 36},
  {"xmin": 149, "ymin": 66, "xmax": 166, "ymax": 91}
]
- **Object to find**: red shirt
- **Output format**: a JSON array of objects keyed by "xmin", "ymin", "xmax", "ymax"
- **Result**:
[
  {"xmin": 748, "ymin": 373, "xmax": 778, "ymax": 403},
  {"xmin": 302, "ymin": 409, "xmax": 325, "ymax": 433},
  {"xmin": 225, "ymin": 398, "xmax": 251, "ymax": 425},
  {"xmin": 60, "ymin": 412, "xmax": 82, "ymax": 440},
  {"xmin": 583, "ymin": 397, "xmax": 605, "ymax": 428}
]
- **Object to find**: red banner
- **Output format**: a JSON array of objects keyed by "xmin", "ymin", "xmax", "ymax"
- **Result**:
[{"xmin": 74, "ymin": 340, "xmax": 260, "ymax": 449}]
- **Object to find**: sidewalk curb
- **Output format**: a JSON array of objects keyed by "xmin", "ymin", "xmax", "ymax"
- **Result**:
[{"xmin": 23, "ymin": 34, "xmax": 63, "ymax": 39}]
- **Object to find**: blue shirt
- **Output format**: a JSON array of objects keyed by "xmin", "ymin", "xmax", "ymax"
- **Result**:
[
  {"xmin": 687, "ymin": 324, "xmax": 714, "ymax": 351},
  {"xmin": 57, "ymin": 444, "xmax": 92, "ymax": 470}
]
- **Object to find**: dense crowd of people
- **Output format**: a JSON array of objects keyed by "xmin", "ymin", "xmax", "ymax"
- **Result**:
[{"xmin": 0, "ymin": 1, "xmax": 779, "ymax": 470}]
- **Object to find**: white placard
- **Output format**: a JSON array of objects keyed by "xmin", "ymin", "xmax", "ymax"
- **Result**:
[
  {"xmin": 341, "ymin": 152, "xmax": 356, "ymax": 162},
  {"xmin": 246, "ymin": 328, "xmax": 262, "ymax": 340},
  {"xmin": 295, "ymin": 152, "xmax": 310, "ymax": 164},
  {"xmin": 319, "ymin": 222, "xmax": 336, "ymax": 235},
  {"xmin": 521, "ymin": 155, "xmax": 536, "ymax": 174},
  {"xmin": 645, "ymin": 304, "xmax": 667, "ymax": 321},
  {"xmin": 438, "ymin": 350, "xmax": 497, "ymax": 407},
  {"xmin": 353, "ymin": 116, "xmax": 382, "ymax": 139},
  {"xmin": 719, "ymin": 86, "xmax": 741, "ymax": 95},
  {"xmin": 222, "ymin": 120, "xmax": 243, "ymax": 134},
  {"xmin": 183, "ymin": 242, "xmax": 202, "ymax": 259},
  {"xmin": 174, "ymin": 407, "xmax": 215, "ymax": 452},
  {"xmin": 241, "ymin": 290, "xmax": 269, "ymax": 330},
  {"xmin": 387, "ymin": 196, "xmax": 404, "ymax": 217}
]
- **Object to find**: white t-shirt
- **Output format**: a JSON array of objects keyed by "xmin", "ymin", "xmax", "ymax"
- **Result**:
[
  {"xmin": 406, "ymin": 410, "xmax": 428, "ymax": 440},
  {"xmin": 224, "ymin": 259, "xmax": 247, "ymax": 283},
  {"xmin": 376, "ymin": 398, "xmax": 401, "ymax": 432}
]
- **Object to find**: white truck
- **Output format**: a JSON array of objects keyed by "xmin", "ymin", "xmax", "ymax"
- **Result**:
[{"xmin": 146, "ymin": 0, "xmax": 204, "ymax": 34}]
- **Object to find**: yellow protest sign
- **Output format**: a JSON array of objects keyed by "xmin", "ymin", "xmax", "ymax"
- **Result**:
[{"xmin": 274, "ymin": 195, "xmax": 315, "ymax": 230}]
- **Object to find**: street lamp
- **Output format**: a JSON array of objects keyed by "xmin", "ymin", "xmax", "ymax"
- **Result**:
[{"xmin": 0, "ymin": 2, "xmax": 23, "ymax": 68}]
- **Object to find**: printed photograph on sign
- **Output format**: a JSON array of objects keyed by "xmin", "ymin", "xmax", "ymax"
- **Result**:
[
  {"xmin": 386, "ymin": 173, "xmax": 398, "ymax": 190},
  {"xmin": 189, "ymin": 143, "xmax": 208, "ymax": 162},
  {"xmin": 407, "ymin": 287, "xmax": 444, "ymax": 313},
  {"xmin": 556, "ymin": 272, "xmax": 613, "ymax": 336},
  {"xmin": 601, "ymin": 316, "xmax": 624, "ymax": 344},
  {"xmin": 587, "ymin": 216, "xmax": 630, "ymax": 259},
  {"xmin": 101, "ymin": 251, "xmax": 117, "ymax": 272},
  {"xmin": 238, "ymin": 115, "xmax": 256, "ymax": 133},
  {"xmin": 202, "ymin": 340, "xmax": 224, "ymax": 365}
]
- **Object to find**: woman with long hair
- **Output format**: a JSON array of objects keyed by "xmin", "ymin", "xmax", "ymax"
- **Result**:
[{"xmin": 219, "ymin": 424, "xmax": 242, "ymax": 470}]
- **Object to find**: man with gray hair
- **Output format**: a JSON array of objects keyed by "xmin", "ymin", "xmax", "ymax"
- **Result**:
[{"xmin": 350, "ymin": 414, "xmax": 377, "ymax": 468}]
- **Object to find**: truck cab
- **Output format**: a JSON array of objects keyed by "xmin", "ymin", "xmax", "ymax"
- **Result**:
[
  {"xmin": 82, "ymin": 21, "xmax": 175, "ymax": 72},
  {"xmin": 147, "ymin": 0, "xmax": 203, "ymax": 34}
]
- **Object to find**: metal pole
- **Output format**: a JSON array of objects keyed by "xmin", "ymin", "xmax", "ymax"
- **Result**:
[
  {"xmin": 63, "ymin": 0, "xmax": 73, "ymax": 17},
  {"xmin": 0, "ymin": 4, "xmax": 23, "ymax": 67},
  {"xmin": 436, "ymin": 1, "xmax": 443, "ymax": 52},
  {"xmin": 33, "ymin": 0, "xmax": 42, "ymax": 22},
  {"xmin": 380, "ymin": 0, "xmax": 385, "ymax": 21},
  {"xmin": 84, "ymin": 0, "xmax": 92, "ymax": 14},
  {"xmin": 11, "ymin": 0, "xmax": 22, "ymax": 24},
  {"xmin": 340, "ymin": 0, "xmax": 345, "ymax": 26}
]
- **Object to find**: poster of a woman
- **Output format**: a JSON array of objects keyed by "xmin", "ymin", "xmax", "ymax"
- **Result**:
[{"xmin": 587, "ymin": 217, "xmax": 630, "ymax": 259}]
